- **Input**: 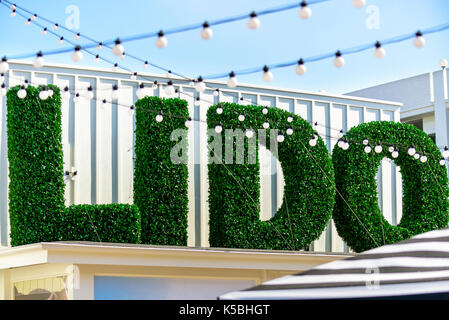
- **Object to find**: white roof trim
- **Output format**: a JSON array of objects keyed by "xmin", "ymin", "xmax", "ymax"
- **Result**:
[{"xmin": 8, "ymin": 60, "xmax": 403, "ymax": 107}]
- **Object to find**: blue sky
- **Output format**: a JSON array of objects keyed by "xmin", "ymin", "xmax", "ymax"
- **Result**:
[{"xmin": 1, "ymin": 0, "xmax": 448, "ymax": 94}]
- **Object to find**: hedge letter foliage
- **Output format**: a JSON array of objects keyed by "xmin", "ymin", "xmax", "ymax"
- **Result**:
[
  {"xmin": 7, "ymin": 85, "xmax": 141, "ymax": 246},
  {"xmin": 7, "ymin": 85, "xmax": 66, "ymax": 246},
  {"xmin": 332, "ymin": 121, "xmax": 449, "ymax": 253},
  {"xmin": 207, "ymin": 103, "xmax": 335, "ymax": 250},
  {"xmin": 134, "ymin": 96, "xmax": 189, "ymax": 245},
  {"xmin": 61, "ymin": 204, "xmax": 141, "ymax": 243}
]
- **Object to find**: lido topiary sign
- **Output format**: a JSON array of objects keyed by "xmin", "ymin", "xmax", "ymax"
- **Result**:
[{"xmin": 6, "ymin": 88, "xmax": 449, "ymax": 252}]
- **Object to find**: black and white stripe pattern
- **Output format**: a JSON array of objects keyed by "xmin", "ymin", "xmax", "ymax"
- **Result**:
[{"xmin": 220, "ymin": 228, "xmax": 449, "ymax": 300}]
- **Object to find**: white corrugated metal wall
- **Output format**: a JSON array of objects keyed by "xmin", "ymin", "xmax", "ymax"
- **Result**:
[{"xmin": 0, "ymin": 61, "xmax": 402, "ymax": 251}]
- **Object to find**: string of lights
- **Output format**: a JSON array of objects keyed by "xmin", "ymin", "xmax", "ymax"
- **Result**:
[
  {"xmin": 0, "ymin": 71, "xmax": 449, "ymax": 166},
  {"xmin": 4, "ymin": 1, "xmax": 449, "ymax": 98},
  {"xmin": 203, "ymin": 21, "xmax": 449, "ymax": 82},
  {"xmin": 2, "ymin": 73, "xmax": 448, "ymax": 168},
  {"xmin": 2, "ymin": 1, "xmax": 448, "ymax": 165},
  {"xmin": 4, "ymin": 0, "xmax": 345, "ymax": 50}
]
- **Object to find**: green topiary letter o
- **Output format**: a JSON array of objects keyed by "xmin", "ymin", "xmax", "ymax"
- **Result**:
[{"xmin": 332, "ymin": 121, "xmax": 449, "ymax": 253}]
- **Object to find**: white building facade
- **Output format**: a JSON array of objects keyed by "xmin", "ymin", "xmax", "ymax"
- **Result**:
[{"xmin": 349, "ymin": 67, "xmax": 449, "ymax": 154}]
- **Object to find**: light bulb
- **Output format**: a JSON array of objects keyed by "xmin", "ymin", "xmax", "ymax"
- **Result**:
[
  {"xmin": 296, "ymin": 59, "xmax": 306, "ymax": 75},
  {"xmin": 309, "ymin": 136, "xmax": 317, "ymax": 146},
  {"xmin": 10, "ymin": 4, "xmax": 16, "ymax": 10},
  {"xmin": 420, "ymin": 155, "xmax": 427, "ymax": 163},
  {"xmin": 0, "ymin": 84, "xmax": 6, "ymax": 96},
  {"xmin": 388, "ymin": 145, "xmax": 395, "ymax": 153},
  {"xmin": 238, "ymin": 114, "xmax": 245, "ymax": 122},
  {"xmin": 364, "ymin": 145, "xmax": 372, "ymax": 153},
  {"xmin": 165, "ymin": 81, "xmax": 175, "ymax": 96},
  {"xmin": 11, "ymin": 10, "xmax": 16, "ymax": 17},
  {"xmin": 86, "ymin": 90, "xmax": 94, "ymax": 100},
  {"xmin": 342, "ymin": 141, "xmax": 350, "ymax": 150},
  {"xmin": 17, "ymin": 86, "xmax": 27, "ymax": 99},
  {"xmin": 246, "ymin": 130, "xmax": 254, "ymax": 139},
  {"xmin": 443, "ymin": 146, "xmax": 449, "ymax": 158},
  {"xmin": 0, "ymin": 57, "xmax": 8, "ymax": 73},
  {"xmin": 25, "ymin": 19, "xmax": 31, "ymax": 26},
  {"xmin": 75, "ymin": 33, "xmax": 80, "ymax": 41},
  {"xmin": 194, "ymin": 97, "xmax": 201, "ymax": 106},
  {"xmin": 195, "ymin": 77, "xmax": 206, "ymax": 93},
  {"xmin": 374, "ymin": 42, "xmax": 386, "ymax": 59},
  {"xmin": 363, "ymin": 138, "xmax": 369, "ymax": 145},
  {"xmin": 227, "ymin": 72, "xmax": 238, "ymax": 88},
  {"xmin": 213, "ymin": 89, "xmax": 219, "ymax": 97},
  {"xmin": 263, "ymin": 121, "xmax": 270, "ymax": 129},
  {"xmin": 128, "ymin": 106, "xmax": 135, "ymax": 116},
  {"xmin": 299, "ymin": 1, "xmax": 312, "ymax": 19},
  {"xmin": 414, "ymin": 31, "xmax": 425, "ymax": 48},
  {"xmin": 94, "ymin": 55, "xmax": 100, "ymax": 63},
  {"xmin": 185, "ymin": 118, "xmax": 192, "ymax": 128},
  {"xmin": 112, "ymin": 38, "xmax": 124, "ymax": 56},
  {"xmin": 248, "ymin": 12, "xmax": 260, "ymax": 30},
  {"xmin": 31, "ymin": 14, "xmax": 36, "ymax": 21},
  {"xmin": 155, "ymin": 30, "xmax": 168, "ymax": 48},
  {"xmin": 33, "ymin": 52, "xmax": 44, "ymax": 68},
  {"xmin": 112, "ymin": 89, "xmax": 119, "ymax": 100},
  {"xmin": 262, "ymin": 66, "xmax": 273, "ymax": 82},
  {"xmin": 215, "ymin": 124, "xmax": 223, "ymax": 134},
  {"xmin": 130, "ymin": 72, "xmax": 137, "ymax": 81},
  {"xmin": 333, "ymin": 51, "xmax": 345, "ymax": 68},
  {"xmin": 97, "ymin": 42, "xmax": 102, "ymax": 50},
  {"xmin": 338, "ymin": 140, "xmax": 344, "ymax": 149},
  {"xmin": 58, "ymin": 37, "xmax": 64, "ymax": 45},
  {"xmin": 277, "ymin": 134, "xmax": 285, "ymax": 143},
  {"xmin": 39, "ymin": 89, "xmax": 49, "ymax": 100},
  {"xmin": 338, "ymin": 130, "xmax": 344, "ymax": 138},
  {"xmin": 143, "ymin": 61, "xmax": 148, "ymax": 69},
  {"xmin": 392, "ymin": 150, "xmax": 399, "ymax": 159},
  {"xmin": 408, "ymin": 146, "xmax": 416, "ymax": 156},
  {"xmin": 262, "ymin": 107, "xmax": 268, "ymax": 115},
  {"xmin": 440, "ymin": 158, "xmax": 446, "ymax": 166},
  {"xmin": 112, "ymin": 64, "xmax": 118, "ymax": 72},
  {"xmin": 72, "ymin": 46, "xmax": 83, "ymax": 62},
  {"xmin": 53, "ymin": 23, "xmax": 58, "ymax": 31},
  {"xmin": 136, "ymin": 84, "xmax": 146, "ymax": 99},
  {"xmin": 73, "ymin": 93, "xmax": 81, "ymax": 103},
  {"xmin": 216, "ymin": 106, "xmax": 223, "ymax": 114},
  {"xmin": 286, "ymin": 127, "xmax": 293, "ymax": 135},
  {"xmin": 414, "ymin": 153, "xmax": 420, "ymax": 160},
  {"xmin": 287, "ymin": 116, "xmax": 293, "ymax": 123},
  {"xmin": 374, "ymin": 144, "xmax": 382, "ymax": 153},
  {"xmin": 41, "ymin": 28, "xmax": 47, "ymax": 36},
  {"xmin": 156, "ymin": 113, "xmax": 163, "ymax": 122},
  {"xmin": 152, "ymin": 81, "xmax": 158, "ymax": 90},
  {"xmin": 62, "ymin": 87, "xmax": 70, "ymax": 99},
  {"xmin": 352, "ymin": 0, "xmax": 366, "ymax": 8},
  {"xmin": 200, "ymin": 22, "xmax": 213, "ymax": 40},
  {"xmin": 48, "ymin": 89, "xmax": 54, "ymax": 97}
]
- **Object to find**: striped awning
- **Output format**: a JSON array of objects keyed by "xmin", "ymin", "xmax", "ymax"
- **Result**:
[{"xmin": 220, "ymin": 228, "xmax": 449, "ymax": 300}]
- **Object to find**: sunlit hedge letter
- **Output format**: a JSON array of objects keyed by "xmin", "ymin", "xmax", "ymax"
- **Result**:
[
  {"xmin": 7, "ymin": 85, "xmax": 66, "ymax": 246},
  {"xmin": 332, "ymin": 121, "xmax": 449, "ymax": 253},
  {"xmin": 207, "ymin": 103, "xmax": 335, "ymax": 250},
  {"xmin": 134, "ymin": 96, "xmax": 189, "ymax": 245},
  {"xmin": 7, "ymin": 85, "xmax": 141, "ymax": 246}
]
